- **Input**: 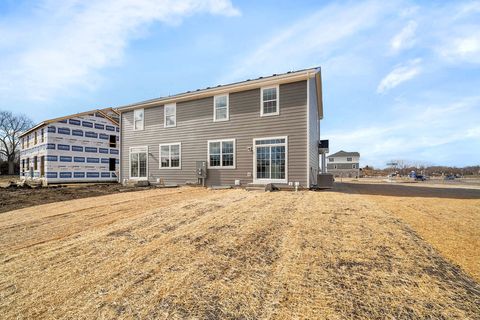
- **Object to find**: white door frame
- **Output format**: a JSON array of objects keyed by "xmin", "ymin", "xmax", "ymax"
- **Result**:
[
  {"xmin": 129, "ymin": 146, "xmax": 148, "ymax": 180},
  {"xmin": 252, "ymin": 136, "xmax": 288, "ymax": 184}
]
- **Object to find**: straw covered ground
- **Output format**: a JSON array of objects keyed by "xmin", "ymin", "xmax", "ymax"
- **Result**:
[{"xmin": 0, "ymin": 186, "xmax": 479, "ymax": 319}]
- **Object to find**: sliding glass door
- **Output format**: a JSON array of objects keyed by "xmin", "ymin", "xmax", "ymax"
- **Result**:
[
  {"xmin": 254, "ymin": 137, "xmax": 287, "ymax": 183},
  {"xmin": 130, "ymin": 146, "xmax": 148, "ymax": 179}
]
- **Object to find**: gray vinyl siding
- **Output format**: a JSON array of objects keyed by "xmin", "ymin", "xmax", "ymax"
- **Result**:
[
  {"xmin": 327, "ymin": 163, "xmax": 359, "ymax": 170},
  {"xmin": 120, "ymin": 81, "xmax": 308, "ymax": 186},
  {"xmin": 308, "ymin": 77, "xmax": 320, "ymax": 185},
  {"xmin": 327, "ymin": 162, "xmax": 360, "ymax": 178}
]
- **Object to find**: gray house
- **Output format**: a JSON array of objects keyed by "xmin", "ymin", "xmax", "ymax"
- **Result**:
[
  {"xmin": 327, "ymin": 150, "xmax": 360, "ymax": 178},
  {"xmin": 116, "ymin": 68, "xmax": 323, "ymax": 188}
]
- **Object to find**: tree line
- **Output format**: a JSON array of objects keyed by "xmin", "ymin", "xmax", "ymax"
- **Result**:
[
  {"xmin": 363, "ymin": 160, "xmax": 480, "ymax": 177},
  {"xmin": 0, "ymin": 111, "xmax": 34, "ymax": 175}
]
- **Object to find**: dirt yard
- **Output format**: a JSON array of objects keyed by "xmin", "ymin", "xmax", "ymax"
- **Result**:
[
  {"xmin": 0, "ymin": 184, "xmax": 138, "ymax": 214},
  {"xmin": 1, "ymin": 186, "xmax": 479, "ymax": 319}
]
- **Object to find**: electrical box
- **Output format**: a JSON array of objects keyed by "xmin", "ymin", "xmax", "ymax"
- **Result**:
[
  {"xmin": 196, "ymin": 161, "xmax": 207, "ymax": 178},
  {"xmin": 319, "ymin": 139, "xmax": 329, "ymax": 153},
  {"xmin": 317, "ymin": 173, "xmax": 334, "ymax": 189}
]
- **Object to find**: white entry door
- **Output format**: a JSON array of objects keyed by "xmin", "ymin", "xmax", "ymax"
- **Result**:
[{"xmin": 253, "ymin": 137, "xmax": 288, "ymax": 184}]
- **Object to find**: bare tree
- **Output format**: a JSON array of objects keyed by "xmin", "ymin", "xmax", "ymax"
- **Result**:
[{"xmin": 0, "ymin": 111, "xmax": 34, "ymax": 175}]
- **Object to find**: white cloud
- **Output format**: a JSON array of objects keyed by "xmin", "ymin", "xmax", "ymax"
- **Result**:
[
  {"xmin": 327, "ymin": 96, "xmax": 480, "ymax": 167},
  {"xmin": 222, "ymin": 0, "xmax": 394, "ymax": 83},
  {"xmin": 390, "ymin": 20, "xmax": 417, "ymax": 52},
  {"xmin": 437, "ymin": 33, "xmax": 480, "ymax": 63},
  {"xmin": 376, "ymin": 58, "xmax": 421, "ymax": 93},
  {"xmin": 0, "ymin": 0, "xmax": 240, "ymax": 101}
]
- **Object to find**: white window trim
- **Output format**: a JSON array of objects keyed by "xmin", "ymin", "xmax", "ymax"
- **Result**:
[
  {"xmin": 253, "ymin": 136, "xmax": 288, "ymax": 184},
  {"xmin": 129, "ymin": 146, "xmax": 148, "ymax": 180},
  {"xmin": 207, "ymin": 138, "xmax": 236, "ymax": 169},
  {"xmin": 159, "ymin": 142, "xmax": 182, "ymax": 169},
  {"xmin": 133, "ymin": 109, "xmax": 144, "ymax": 131},
  {"xmin": 164, "ymin": 103, "xmax": 177, "ymax": 128},
  {"xmin": 260, "ymin": 85, "xmax": 280, "ymax": 117},
  {"xmin": 213, "ymin": 94, "xmax": 229, "ymax": 122}
]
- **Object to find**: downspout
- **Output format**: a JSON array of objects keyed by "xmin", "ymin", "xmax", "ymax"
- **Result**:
[{"xmin": 119, "ymin": 112, "xmax": 122, "ymax": 184}]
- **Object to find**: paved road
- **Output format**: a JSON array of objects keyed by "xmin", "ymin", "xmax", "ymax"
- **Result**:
[{"xmin": 333, "ymin": 182, "xmax": 480, "ymax": 199}]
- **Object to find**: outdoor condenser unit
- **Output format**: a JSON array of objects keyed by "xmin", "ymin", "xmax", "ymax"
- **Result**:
[{"xmin": 196, "ymin": 160, "xmax": 207, "ymax": 186}]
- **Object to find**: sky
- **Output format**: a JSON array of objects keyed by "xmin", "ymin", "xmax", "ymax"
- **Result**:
[{"xmin": 0, "ymin": 0, "xmax": 479, "ymax": 168}]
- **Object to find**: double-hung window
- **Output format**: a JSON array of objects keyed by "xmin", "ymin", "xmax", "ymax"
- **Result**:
[
  {"xmin": 164, "ymin": 103, "xmax": 176, "ymax": 128},
  {"xmin": 159, "ymin": 143, "xmax": 181, "ymax": 169},
  {"xmin": 213, "ymin": 94, "xmax": 229, "ymax": 121},
  {"xmin": 134, "ymin": 109, "xmax": 144, "ymax": 131},
  {"xmin": 208, "ymin": 139, "xmax": 235, "ymax": 169},
  {"xmin": 260, "ymin": 85, "xmax": 279, "ymax": 116},
  {"xmin": 347, "ymin": 157, "xmax": 352, "ymax": 162},
  {"xmin": 130, "ymin": 146, "xmax": 148, "ymax": 179}
]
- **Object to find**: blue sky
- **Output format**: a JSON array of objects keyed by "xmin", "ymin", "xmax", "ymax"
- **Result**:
[{"xmin": 1, "ymin": 0, "xmax": 479, "ymax": 167}]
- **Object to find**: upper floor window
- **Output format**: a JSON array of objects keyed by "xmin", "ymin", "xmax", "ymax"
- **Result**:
[
  {"xmin": 21, "ymin": 138, "xmax": 24, "ymax": 149},
  {"xmin": 329, "ymin": 158, "xmax": 334, "ymax": 162},
  {"xmin": 34, "ymin": 132, "xmax": 37, "ymax": 145},
  {"xmin": 261, "ymin": 85, "xmax": 279, "ymax": 116},
  {"xmin": 41, "ymin": 128, "xmax": 45, "ymax": 143},
  {"xmin": 208, "ymin": 139, "xmax": 235, "ymax": 169},
  {"xmin": 214, "ymin": 94, "xmax": 229, "ymax": 121},
  {"xmin": 347, "ymin": 157, "xmax": 352, "ymax": 162},
  {"xmin": 164, "ymin": 103, "xmax": 176, "ymax": 128},
  {"xmin": 159, "ymin": 143, "xmax": 181, "ymax": 169},
  {"xmin": 134, "ymin": 109, "xmax": 144, "ymax": 131}
]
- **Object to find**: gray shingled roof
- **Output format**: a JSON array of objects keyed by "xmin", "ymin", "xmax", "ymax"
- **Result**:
[{"xmin": 328, "ymin": 150, "xmax": 360, "ymax": 158}]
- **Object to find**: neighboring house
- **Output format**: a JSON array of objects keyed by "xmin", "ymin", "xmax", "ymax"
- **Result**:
[
  {"xmin": 326, "ymin": 150, "xmax": 360, "ymax": 178},
  {"xmin": 117, "ymin": 68, "xmax": 323, "ymax": 188},
  {"xmin": 19, "ymin": 108, "xmax": 120, "ymax": 184}
]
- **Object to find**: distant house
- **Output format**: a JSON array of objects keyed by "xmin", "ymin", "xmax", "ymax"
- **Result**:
[
  {"xmin": 327, "ymin": 150, "xmax": 360, "ymax": 178},
  {"xmin": 19, "ymin": 108, "xmax": 120, "ymax": 184},
  {"xmin": 116, "ymin": 68, "xmax": 324, "ymax": 188}
]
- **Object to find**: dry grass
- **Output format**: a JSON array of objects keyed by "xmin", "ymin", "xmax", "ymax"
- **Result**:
[
  {"xmin": 367, "ymin": 195, "xmax": 480, "ymax": 282},
  {"xmin": 0, "ymin": 187, "xmax": 479, "ymax": 319}
]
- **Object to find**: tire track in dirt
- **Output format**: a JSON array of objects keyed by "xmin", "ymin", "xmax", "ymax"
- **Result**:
[{"xmin": 1, "ymin": 188, "xmax": 479, "ymax": 319}]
